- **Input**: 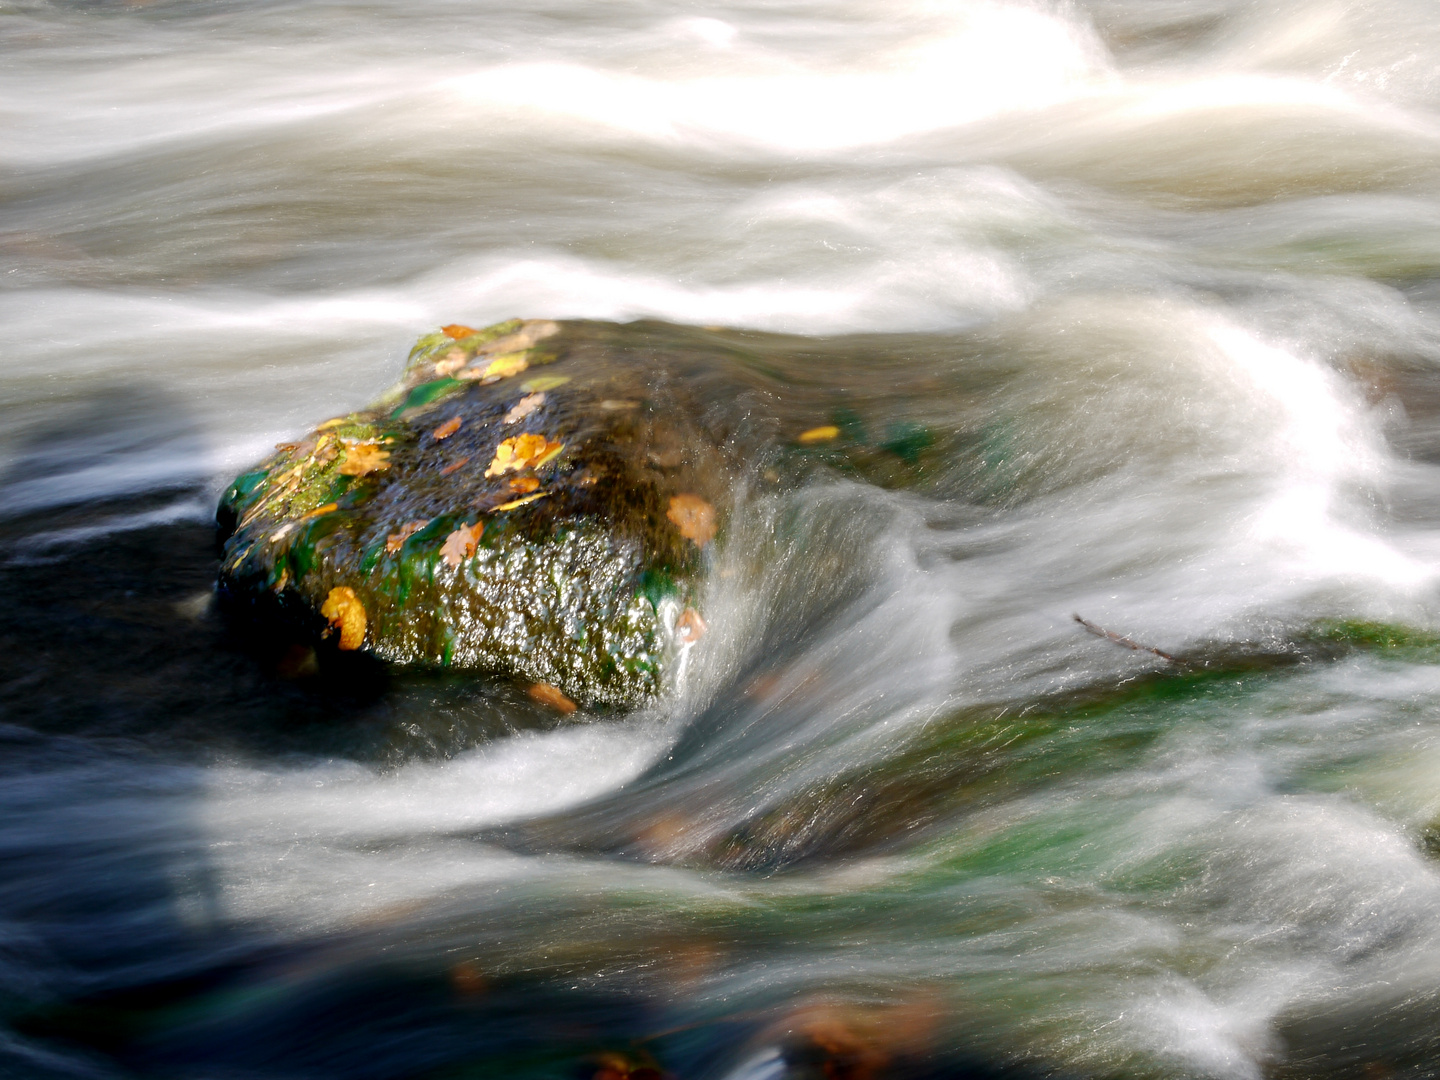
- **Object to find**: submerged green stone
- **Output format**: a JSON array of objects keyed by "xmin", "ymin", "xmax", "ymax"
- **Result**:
[{"xmin": 217, "ymin": 318, "xmax": 733, "ymax": 708}]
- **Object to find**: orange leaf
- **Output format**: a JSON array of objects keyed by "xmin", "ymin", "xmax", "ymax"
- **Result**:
[
  {"xmin": 798, "ymin": 425, "xmax": 840, "ymax": 443},
  {"xmin": 676, "ymin": 608, "xmax": 708, "ymax": 644},
  {"xmin": 503, "ymin": 392, "xmax": 545, "ymax": 424},
  {"xmin": 337, "ymin": 441, "xmax": 390, "ymax": 476},
  {"xmin": 667, "ymin": 493, "xmax": 716, "ymax": 546},
  {"xmin": 484, "ymin": 433, "xmax": 564, "ymax": 477},
  {"xmin": 529, "ymin": 682, "xmax": 577, "ymax": 713},
  {"xmin": 432, "ymin": 415, "xmax": 462, "ymax": 440},
  {"xmin": 509, "ymin": 475, "xmax": 540, "ymax": 493},
  {"xmin": 385, "ymin": 518, "xmax": 430, "ymax": 553},
  {"xmin": 439, "ymin": 455, "xmax": 471, "ymax": 477},
  {"xmin": 320, "ymin": 586, "xmax": 366, "ymax": 650},
  {"xmin": 442, "ymin": 324, "xmax": 477, "ymax": 339},
  {"xmin": 440, "ymin": 521, "xmax": 484, "ymax": 567}
]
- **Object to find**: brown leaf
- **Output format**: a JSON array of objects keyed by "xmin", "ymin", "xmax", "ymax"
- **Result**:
[
  {"xmin": 432, "ymin": 415, "xmax": 462, "ymax": 440},
  {"xmin": 478, "ymin": 320, "xmax": 560, "ymax": 356},
  {"xmin": 667, "ymin": 493, "xmax": 716, "ymax": 546},
  {"xmin": 337, "ymin": 441, "xmax": 390, "ymax": 476},
  {"xmin": 441, "ymin": 324, "xmax": 477, "ymax": 339},
  {"xmin": 439, "ymin": 455, "xmax": 471, "ymax": 477},
  {"xmin": 320, "ymin": 586, "xmax": 366, "ymax": 650},
  {"xmin": 528, "ymin": 682, "xmax": 577, "ymax": 713},
  {"xmin": 484, "ymin": 433, "xmax": 564, "ymax": 477},
  {"xmin": 385, "ymin": 519, "xmax": 430, "ymax": 553},
  {"xmin": 433, "ymin": 348, "xmax": 468, "ymax": 377},
  {"xmin": 676, "ymin": 608, "xmax": 708, "ymax": 644},
  {"xmin": 509, "ymin": 475, "xmax": 540, "ymax": 493},
  {"xmin": 503, "ymin": 392, "xmax": 545, "ymax": 424},
  {"xmin": 440, "ymin": 521, "xmax": 484, "ymax": 567}
]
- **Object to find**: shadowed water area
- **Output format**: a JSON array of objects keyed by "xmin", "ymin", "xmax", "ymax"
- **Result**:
[{"xmin": 9, "ymin": 1, "xmax": 1440, "ymax": 1077}]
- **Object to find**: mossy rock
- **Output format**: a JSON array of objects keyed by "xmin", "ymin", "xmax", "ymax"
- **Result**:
[{"xmin": 217, "ymin": 319, "xmax": 733, "ymax": 709}]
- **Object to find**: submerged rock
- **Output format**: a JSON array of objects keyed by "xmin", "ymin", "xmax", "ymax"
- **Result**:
[{"xmin": 217, "ymin": 319, "xmax": 733, "ymax": 708}]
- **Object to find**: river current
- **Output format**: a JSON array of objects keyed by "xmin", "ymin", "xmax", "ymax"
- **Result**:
[{"xmin": 7, "ymin": 1, "xmax": 1440, "ymax": 1077}]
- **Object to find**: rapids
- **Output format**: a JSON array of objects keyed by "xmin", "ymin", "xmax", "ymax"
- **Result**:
[{"xmin": 6, "ymin": 1, "xmax": 1440, "ymax": 1077}]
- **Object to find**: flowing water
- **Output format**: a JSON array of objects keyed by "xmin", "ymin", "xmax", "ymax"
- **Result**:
[{"xmin": 9, "ymin": 1, "xmax": 1440, "ymax": 1076}]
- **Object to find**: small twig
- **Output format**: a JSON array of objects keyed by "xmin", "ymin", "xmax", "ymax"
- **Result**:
[{"xmin": 1073, "ymin": 614, "xmax": 1175, "ymax": 662}]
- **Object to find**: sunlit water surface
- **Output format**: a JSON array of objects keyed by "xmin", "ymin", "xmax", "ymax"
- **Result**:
[{"xmin": 7, "ymin": 1, "xmax": 1440, "ymax": 1077}]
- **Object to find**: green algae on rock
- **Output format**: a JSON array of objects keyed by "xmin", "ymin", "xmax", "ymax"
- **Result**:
[{"xmin": 217, "ymin": 319, "xmax": 732, "ymax": 709}]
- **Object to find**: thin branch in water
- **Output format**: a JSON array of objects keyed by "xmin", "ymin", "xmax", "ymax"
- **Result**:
[{"xmin": 1073, "ymin": 614, "xmax": 1176, "ymax": 662}]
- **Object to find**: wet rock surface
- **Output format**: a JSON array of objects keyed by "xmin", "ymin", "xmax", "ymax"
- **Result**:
[{"xmin": 217, "ymin": 319, "xmax": 737, "ymax": 709}]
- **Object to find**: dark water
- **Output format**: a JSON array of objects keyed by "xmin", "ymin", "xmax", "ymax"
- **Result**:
[{"xmin": 9, "ymin": 1, "xmax": 1440, "ymax": 1077}]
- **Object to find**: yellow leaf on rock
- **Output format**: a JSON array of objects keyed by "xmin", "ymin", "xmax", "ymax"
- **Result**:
[
  {"xmin": 315, "ymin": 417, "xmax": 348, "ymax": 431},
  {"xmin": 529, "ymin": 682, "xmax": 577, "ymax": 713},
  {"xmin": 484, "ymin": 433, "xmax": 564, "ymax": 477},
  {"xmin": 520, "ymin": 375, "xmax": 570, "ymax": 393},
  {"xmin": 480, "ymin": 352, "xmax": 529, "ymax": 381},
  {"xmin": 320, "ymin": 586, "xmax": 366, "ymax": 650},
  {"xmin": 432, "ymin": 415, "xmax": 462, "ymax": 440},
  {"xmin": 440, "ymin": 521, "xmax": 484, "ymax": 568},
  {"xmin": 798, "ymin": 425, "xmax": 840, "ymax": 443},
  {"xmin": 503, "ymin": 392, "xmax": 545, "ymax": 424},
  {"xmin": 441, "ymin": 324, "xmax": 477, "ymax": 339},
  {"xmin": 337, "ymin": 441, "xmax": 390, "ymax": 476},
  {"xmin": 667, "ymin": 493, "xmax": 716, "ymax": 546},
  {"xmin": 491, "ymin": 492, "xmax": 547, "ymax": 512}
]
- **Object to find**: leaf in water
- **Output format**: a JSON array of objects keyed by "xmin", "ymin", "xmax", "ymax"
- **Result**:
[
  {"xmin": 492, "ymin": 491, "xmax": 547, "ymax": 512},
  {"xmin": 439, "ymin": 455, "xmax": 471, "ymax": 476},
  {"xmin": 442, "ymin": 324, "xmax": 477, "ymax": 339},
  {"xmin": 529, "ymin": 682, "xmax": 577, "ymax": 713},
  {"xmin": 300, "ymin": 501, "xmax": 339, "ymax": 520},
  {"xmin": 338, "ymin": 441, "xmax": 391, "ymax": 476},
  {"xmin": 433, "ymin": 348, "xmax": 468, "ymax": 377},
  {"xmin": 432, "ymin": 415, "xmax": 463, "ymax": 440},
  {"xmin": 484, "ymin": 433, "xmax": 564, "ymax": 477},
  {"xmin": 509, "ymin": 475, "xmax": 540, "ymax": 493},
  {"xmin": 667, "ymin": 493, "xmax": 716, "ymax": 546},
  {"xmin": 315, "ymin": 417, "xmax": 349, "ymax": 431},
  {"xmin": 385, "ymin": 519, "xmax": 430, "ymax": 553},
  {"xmin": 320, "ymin": 586, "xmax": 367, "ymax": 650},
  {"xmin": 520, "ymin": 375, "xmax": 570, "ymax": 393},
  {"xmin": 440, "ymin": 521, "xmax": 484, "ymax": 567},
  {"xmin": 798, "ymin": 425, "xmax": 840, "ymax": 443},
  {"xmin": 598, "ymin": 399, "xmax": 638, "ymax": 411},
  {"xmin": 503, "ymin": 392, "xmax": 545, "ymax": 423},
  {"xmin": 676, "ymin": 608, "xmax": 708, "ymax": 644}
]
